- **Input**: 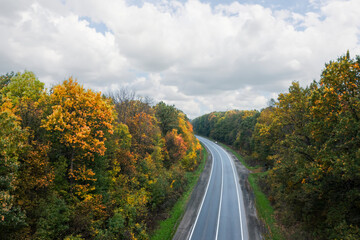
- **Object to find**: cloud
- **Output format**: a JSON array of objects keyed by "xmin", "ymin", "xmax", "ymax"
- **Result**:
[
  {"xmin": 0, "ymin": 1, "xmax": 130, "ymax": 86},
  {"xmin": 1, "ymin": 0, "xmax": 360, "ymax": 118}
]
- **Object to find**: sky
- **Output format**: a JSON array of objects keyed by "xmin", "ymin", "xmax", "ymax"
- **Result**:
[{"xmin": 1, "ymin": 0, "xmax": 360, "ymax": 119}]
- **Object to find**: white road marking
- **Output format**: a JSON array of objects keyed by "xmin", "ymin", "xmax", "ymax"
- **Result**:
[
  {"xmin": 190, "ymin": 137, "xmax": 246, "ymax": 240},
  {"xmin": 215, "ymin": 146, "xmax": 224, "ymax": 240},
  {"xmin": 222, "ymin": 147, "xmax": 245, "ymax": 240},
  {"xmin": 188, "ymin": 137, "xmax": 215, "ymax": 240}
]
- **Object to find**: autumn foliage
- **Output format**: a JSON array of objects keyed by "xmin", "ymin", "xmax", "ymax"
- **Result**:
[
  {"xmin": 0, "ymin": 73, "xmax": 201, "ymax": 239},
  {"xmin": 193, "ymin": 52, "xmax": 360, "ymax": 239}
]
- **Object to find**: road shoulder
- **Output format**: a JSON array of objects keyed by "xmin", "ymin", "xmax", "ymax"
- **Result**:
[
  {"xmin": 172, "ymin": 144, "xmax": 213, "ymax": 240},
  {"xmin": 224, "ymin": 148, "xmax": 265, "ymax": 240}
]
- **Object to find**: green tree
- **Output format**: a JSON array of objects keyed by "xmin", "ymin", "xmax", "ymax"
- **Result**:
[
  {"xmin": 1, "ymin": 71, "xmax": 44, "ymax": 104},
  {"xmin": 0, "ymin": 98, "xmax": 27, "ymax": 237},
  {"xmin": 155, "ymin": 101, "xmax": 179, "ymax": 135},
  {"xmin": 0, "ymin": 72, "xmax": 15, "ymax": 90}
]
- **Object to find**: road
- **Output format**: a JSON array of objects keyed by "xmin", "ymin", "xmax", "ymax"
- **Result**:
[{"xmin": 188, "ymin": 136, "xmax": 249, "ymax": 240}]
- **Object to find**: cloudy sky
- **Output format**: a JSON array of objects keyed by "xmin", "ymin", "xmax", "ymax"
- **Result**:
[{"xmin": 1, "ymin": 0, "xmax": 360, "ymax": 118}]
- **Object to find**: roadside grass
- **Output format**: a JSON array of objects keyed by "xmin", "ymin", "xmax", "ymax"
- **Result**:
[
  {"xmin": 150, "ymin": 145, "xmax": 208, "ymax": 240},
  {"xmin": 248, "ymin": 172, "xmax": 284, "ymax": 240},
  {"xmin": 217, "ymin": 141, "xmax": 285, "ymax": 240}
]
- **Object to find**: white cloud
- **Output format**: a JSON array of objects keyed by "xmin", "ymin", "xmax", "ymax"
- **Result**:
[
  {"xmin": 0, "ymin": 1, "xmax": 130, "ymax": 87},
  {"xmin": 1, "ymin": 0, "xmax": 360, "ymax": 118}
]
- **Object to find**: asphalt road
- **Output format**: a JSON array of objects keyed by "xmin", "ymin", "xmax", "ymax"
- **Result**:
[{"xmin": 188, "ymin": 136, "xmax": 249, "ymax": 240}]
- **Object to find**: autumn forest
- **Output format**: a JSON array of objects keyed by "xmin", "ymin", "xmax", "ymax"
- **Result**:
[
  {"xmin": 0, "ymin": 72, "xmax": 201, "ymax": 239},
  {"xmin": 192, "ymin": 53, "xmax": 360, "ymax": 239},
  {"xmin": 1, "ymin": 52, "xmax": 360, "ymax": 240}
]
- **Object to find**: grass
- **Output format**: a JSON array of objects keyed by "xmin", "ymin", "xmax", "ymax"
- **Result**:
[
  {"xmin": 150, "ymin": 145, "xmax": 208, "ymax": 240},
  {"xmin": 248, "ymin": 172, "xmax": 284, "ymax": 240}
]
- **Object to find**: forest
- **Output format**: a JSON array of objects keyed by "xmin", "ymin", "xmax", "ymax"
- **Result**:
[
  {"xmin": 0, "ymin": 72, "xmax": 201, "ymax": 239},
  {"xmin": 192, "ymin": 52, "xmax": 360, "ymax": 239}
]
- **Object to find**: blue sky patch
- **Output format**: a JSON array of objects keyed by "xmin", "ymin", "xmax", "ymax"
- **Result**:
[
  {"xmin": 126, "ymin": 0, "xmax": 319, "ymax": 14},
  {"xmin": 79, "ymin": 16, "xmax": 111, "ymax": 35}
]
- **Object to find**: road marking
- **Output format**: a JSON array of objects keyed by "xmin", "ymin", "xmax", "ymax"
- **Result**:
[
  {"xmin": 188, "ymin": 137, "xmax": 215, "ymax": 240},
  {"xmin": 222, "ymin": 147, "xmax": 245, "ymax": 240},
  {"xmin": 191, "ymin": 138, "xmax": 246, "ymax": 240},
  {"xmin": 215, "ymin": 146, "xmax": 224, "ymax": 240}
]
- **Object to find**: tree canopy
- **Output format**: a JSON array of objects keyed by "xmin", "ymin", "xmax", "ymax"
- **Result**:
[
  {"xmin": 0, "ymin": 72, "xmax": 201, "ymax": 239},
  {"xmin": 192, "ymin": 52, "xmax": 360, "ymax": 239}
]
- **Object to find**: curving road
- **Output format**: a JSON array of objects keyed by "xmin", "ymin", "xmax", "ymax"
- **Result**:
[{"xmin": 188, "ymin": 136, "xmax": 249, "ymax": 240}]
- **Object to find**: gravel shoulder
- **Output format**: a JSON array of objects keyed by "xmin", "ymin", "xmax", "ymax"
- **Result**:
[{"xmin": 225, "ymin": 149, "xmax": 264, "ymax": 240}]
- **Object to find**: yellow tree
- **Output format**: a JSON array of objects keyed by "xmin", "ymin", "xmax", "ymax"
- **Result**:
[
  {"xmin": 253, "ymin": 107, "xmax": 277, "ymax": 166},
  {"xmin": 177, "ymin": 113, "xmax": 201, "ymax": 171},
  {"xmin": 41, "ymin": 78, "xmax": 114, "ymax": 198},
  {"xmin": 41, "ymin": 78, "xmax": 116, "ymax": 237}
]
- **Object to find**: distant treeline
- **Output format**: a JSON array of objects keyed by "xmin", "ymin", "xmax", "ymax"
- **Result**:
[
  {"xmin": 0, "ymin": 72, "xmax": 201, "ymax": 239},
  {"xmin": 192, "ymin": 52, "xmax": 360, "ymax": 239}
]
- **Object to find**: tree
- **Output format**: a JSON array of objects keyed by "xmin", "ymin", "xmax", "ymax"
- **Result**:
[
  {"xmin": 164, "ymin": 129, "xmax": 187, "ymax": 168},
  {"xmin": 307, "ymin": 53, "xmax": 360, "ymax": 237},
  {"xmin": 1, "ymin": 71, "xmax": 44, "ymax": 104},
  {"xmin": 0, "ymin": 72, "xmax": 201, "ymax": 239},
  {"xmin": 41, "ymin": 78, "xmax": 114, "ymax": 198},
  {"xmin": 265, "ymin": 54, "xmax": 360, "ymax": 238},
  {"xmin": 14, "ymin": 142, "xmax": 55, "ymax": 235},
  {"xmin": 0, "ymin": 72, "xmax": 15, "ymax": 90},
  {"xmin": 1, "ymin": 71, "xmax": 45, "ymax": 136},
  {"xmin": 107, "ymin": 88, "xmax": 136, "ymax": 124},
  {"xmin": 253, "ymin": 107, "xmax": 276, "ymax": 166},
  {"xmin": 0, "ymin": 98, "xmax": 27, "ymax": 237},
  {"xmin": 191, "ymin": 53, "xmax": 360, "ymax": 239},
  {"xmin": 155, "ymin": 101, "xmax": 179, "ymax": 135}
]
